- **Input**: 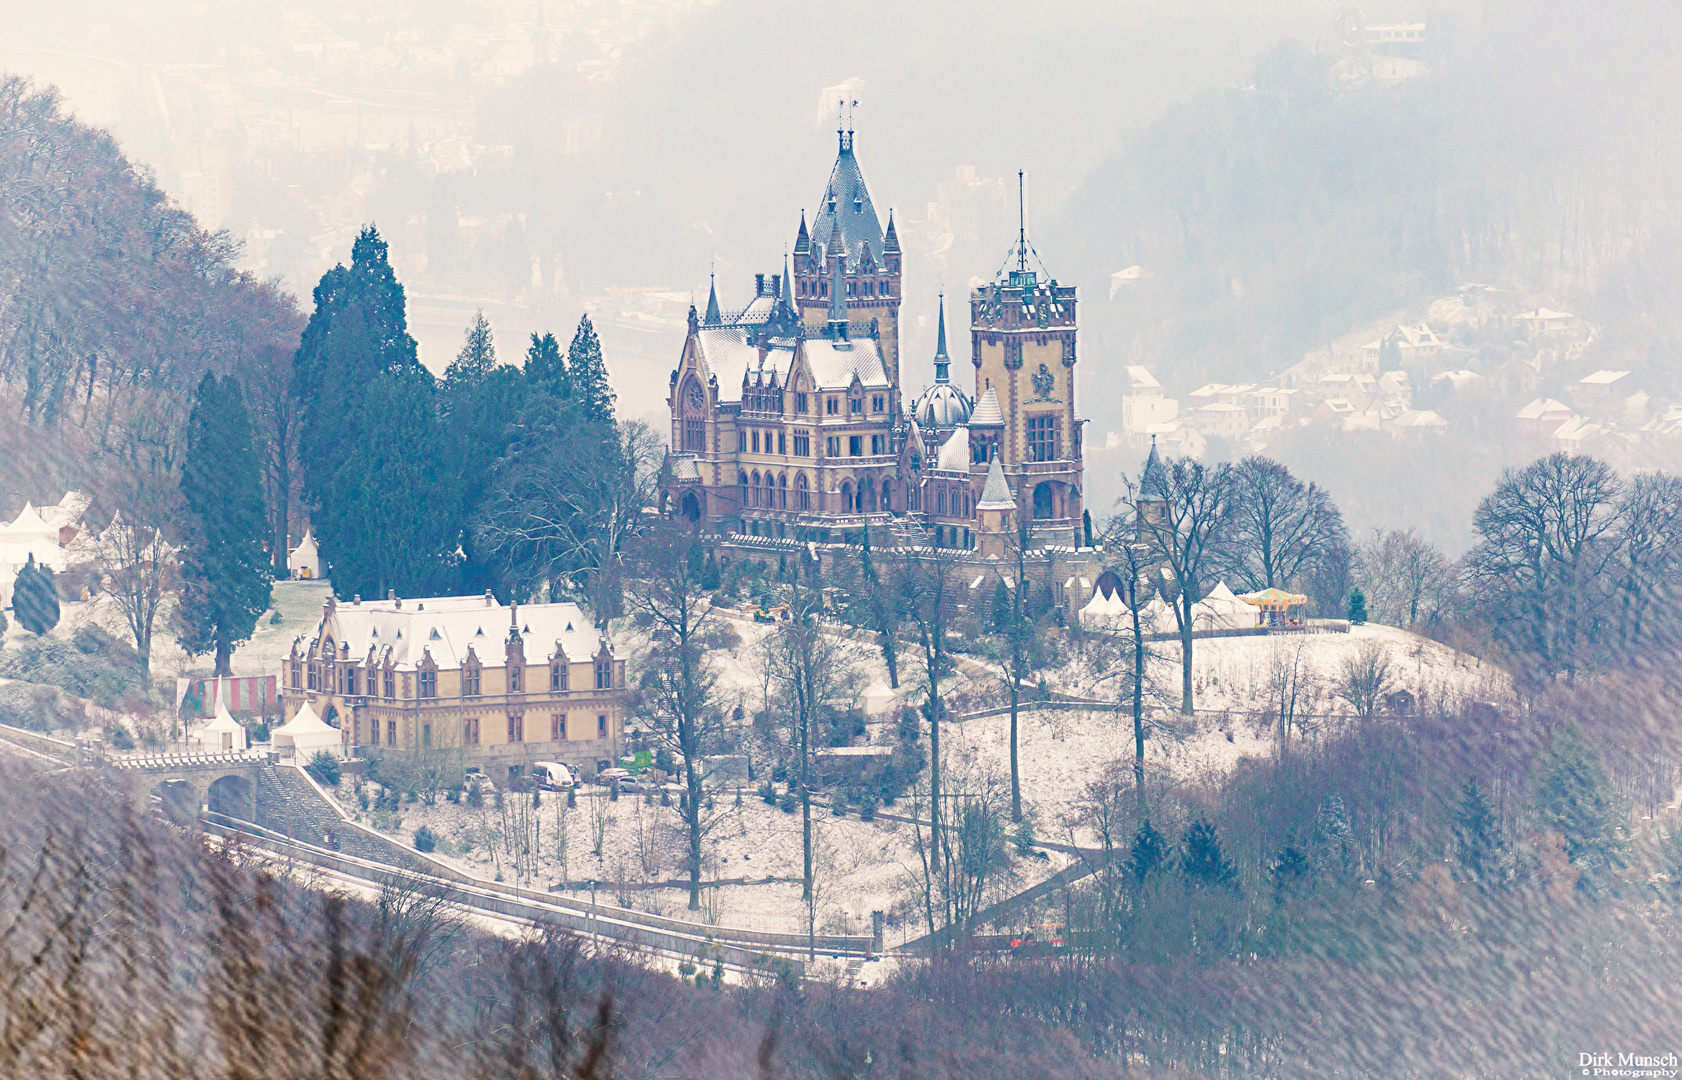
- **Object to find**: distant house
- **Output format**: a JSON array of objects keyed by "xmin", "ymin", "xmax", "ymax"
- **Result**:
[
  {"xmin": 289, "ymin": 531, "xmax": 322, "ymax": 580},
  {"xmin": 1361, "ymin": 324, "xmax": 1442, "ymax": 366},
  {"xmin": 1387, "ymin": 409, "xmax": 1449, "ymax": 435},
  {"xmin": 1241, "ymin": 386, "xmax": 1301, "ymax": 421},
  {"xmin": 1192, "ymin": 402, "xmax": 1249, "ymax": 439},
  {"xmin": 1516, "ymin": 397, "xmax": 1573, "ymax": 435},
  {"xmin": 1516, "ymin": 308, "xmax": 1577, "ymax": 336},
  {"xmin": 1121, "ymin": 367, "xmax": 1178, "ymax": 437},
  {"xmin": 1551, "ymin": 415, "xmax": 1603, "ymax": 448},
  {"xmin": 1569, "ymin": 369, "xmax": 1631, "ymax": 407}
]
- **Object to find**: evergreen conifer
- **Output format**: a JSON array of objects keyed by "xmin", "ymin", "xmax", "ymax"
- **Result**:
[
  {"xmin": 1455, "ymin": 775, "xmax": 1501, "ymax": 882},
  {"xmin": 1182, "ymin": 819, "xmax": 1238, "ymax": 891},
  {"xmin": 1129, "ymin": 819, "xmax": 1169, "ymax": 883},
  {"xmin": 1082, "ymin": 508, "xmax": 1094, "ymax": 548},
  {"xmin": 178, "ymin": 373, "xmax": 273, "ymax": 675},
  {"xmin": 1347, "ymin": 587, "xmax": 1368, "ymax": 624},
  {"xmin": 1534, "ymin": 723, "xmax": 1619, "ymax": 866},
  {"xmin": 566, "ymin": 315, "xmax": 615, "ymax": 424},
  {"xmin": 12, "ymin": 553, "xmax": 60, "ymax": 635},
  {"xmin": 524, "ymin": 331, "xmax": 568, "ymax": 398}
]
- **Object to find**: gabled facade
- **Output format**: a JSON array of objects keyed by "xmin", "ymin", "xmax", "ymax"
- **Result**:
[{"xmin": 282, "ymin": 591, "xmax": 626, "ymax": 783}]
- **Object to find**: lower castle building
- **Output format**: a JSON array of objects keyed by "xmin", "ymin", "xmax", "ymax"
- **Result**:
[{"xmin": 281, "ymin": 591, "xmax": 626, "ymax": 783}]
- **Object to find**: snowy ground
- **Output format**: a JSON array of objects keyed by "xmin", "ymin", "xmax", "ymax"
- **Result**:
[{"xmin": 325, "ymin": 775, "xmax": 1074, "ymax": 949}]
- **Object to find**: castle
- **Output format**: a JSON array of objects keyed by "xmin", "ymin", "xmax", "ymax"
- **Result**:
[{"xmin": 661, "ymin": 124, "xmax": 1091, "ymax": 590}]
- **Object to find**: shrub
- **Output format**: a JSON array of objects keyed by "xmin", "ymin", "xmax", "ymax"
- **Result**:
[
  {"xmin": 859, "ymin": 796, "xmax": 878, "ymax": 821},
  {"xmin": 413, "ymin": 826, "xmax": 438, "ymax": 853},
  {"xmin": 654, "ymin": 746, "xmax": 675, "ymax": 773},
  {"xmin": 758, "ymin": 781, "xmax": 777, "ymax": 805},
  {"xmin": 247, "ymin": 719, "xmax": 270, "ymax": 743},
  {"xmin": 779, "ymin": 791, "xmax": 797, "ymax": 814},
  {"xmin": 304, "ymin": 750, "xmax": 341, "ymax": 787},
  {"xmin": 0, "ymin": 682, "xmax": 84, "ymax": 732},
  {"xmin": 566, "ymin": 787, "xmax": 577, "ymax": 808},
  {"xmin": 108, "ymin": 724, "xmax": 136, "ymax": 750},
  {"xmin": 0, "ymin": 628, "xmax": 146, "ymax": 708},
  {"xmin": 466, "ymin": 784, "xmax": 484, "ymax": 809}
]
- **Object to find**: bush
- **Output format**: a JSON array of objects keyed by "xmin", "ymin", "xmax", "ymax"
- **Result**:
[
  {"xmin": 0, "ymin": 682, "xmax": 85, "ymax": 732},
  {"xmin": 413, "ymin": 826, "xmax": 438, "ymax": 853},
  {"xmin": 466, "ymin": 785, "xmax": 484, "ymax": 809},
  {"xmin": 566, "ymin": 787, "xmax": 577, "ymax": 808},
  {"xmin": 859, "ymin": 796, "xmax": 878, "ymax": 821},
  {"xmin": 654, "ymin": 746, "xmax": 675, "ymax": 773},
  {"xmin": 779, "ymin": 791, "xmax": 797, "ymax": 814},
  {"xmin": 0, "ymin": 629, "xmax": 147, "ymax": 708},
  {"xmin": 108, "ymin": 724, "xmax": 136, "ymax": 751},
  {"xmin": 247, "ymin": 720, "xmax": 270, "ymax": 743},
  {"xmin": 305, "ymin": 751, "xmax": 341, "ymax": 787},
  {"xmin": 758, "ymin": 781, "xmax": 777, "ymax": 805}
]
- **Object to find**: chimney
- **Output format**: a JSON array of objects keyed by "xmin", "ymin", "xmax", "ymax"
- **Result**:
[
  {"xmin": 485, "ymin": 589, "xmax": 494, "ymax": 607},
  {"xmin": 770, "ymin": 273, "xmax": 781, "ymax": 299},
  {"xmin": 754, "ymin": 273, "xmax": 765, "ymax": 297},
  {"xmin": 353, "ymin": 594, "xmax": 361, "ymax": 605}
]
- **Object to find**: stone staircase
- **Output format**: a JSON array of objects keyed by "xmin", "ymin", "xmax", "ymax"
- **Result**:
[{"xmin": 887, "ymin": 516, "xmax": 931, "ymax": 548}]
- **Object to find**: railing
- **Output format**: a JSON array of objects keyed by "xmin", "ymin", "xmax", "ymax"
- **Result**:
[{"xmin": 200, "ymin": 816, "xmax": 816, "ymax": 975}]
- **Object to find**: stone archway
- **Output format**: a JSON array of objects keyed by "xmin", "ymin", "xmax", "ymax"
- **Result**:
[
  {"xmin": 151, "ymin": 779, "xmax": 200, "ymax": 823},
  {"xmin": 680, "ymin": 491, "xmax": 701, "ymax": 521},
  {"xmin": 208, "ymin": 774, "xmax": 256, "ymax": 821},
  {"xmin": 1095, "ymin": 569, "xmax": 1123, "ymax": 601}
]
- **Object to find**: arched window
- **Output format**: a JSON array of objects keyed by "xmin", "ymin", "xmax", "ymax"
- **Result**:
[
  {"xmin": 739, "ymin": 472, "xmax": 749, "ymax": 508},
  {"xmin": 751, "ymin": 471, "xmax": 762, "ymax": 508},
  {"xmin": 1033, "ymin": 482, "xmax": 1054, "ymax": 520},
  {"xmin": 778, "ymin": 473, "xmax": 788, "ymax": 509},
  {"xmin": 796, "ymin": 473, "xmax": 810, "ymax": 510},
  {"xmin": 938, "ymin": 488, "xmax": 947, "ymax": 515},
  {"xmin": 840, "ymin": 481, "xmax": 854, "ymax": 513},
  {"xmin": 881, "ymin": 479, "xmax": 892, "ymax": 512}
]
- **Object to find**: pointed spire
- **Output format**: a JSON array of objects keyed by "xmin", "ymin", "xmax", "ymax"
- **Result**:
[
  {"xmin": 778, "ymin": 249, "xmax": 794, "ymax": 318},
  {"xmin": 794, "ymin": 210, "xmax": 810, "ymax": 255},
  {"xmin": 977, "ymin": 453, "xmax": 1015, "ymax": 511},
  {"xmin": 884, "ymin": 209, "xmax": 899, "ymax": 252},
  {"xmin": 1141, "ymin": 434, "xmax": 1168, "ymax": 500},
  {"xmin": 933, "ymin": 291, "xmax": 950, "ymax": 382},
  {"xmin": 826, "ymin": 215, "xmax": 846, "ymax": 263},
  {"xmin": 826, "ymin": 254, "xmax": 849, "ymax": 340},
  {"xmin": 704, "ymin": 267, "xmax": 721, "ymax": 326}
]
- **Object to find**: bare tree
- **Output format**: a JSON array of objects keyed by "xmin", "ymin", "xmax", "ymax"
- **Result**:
[
  {"xmin": 1269, "ymin": 636, "xmax": 1318, "ymax": 752},
  {"xmin": 1337, "ymin": 639, "xmax": 1395, "ymax": 721},
  {"xmin": 1219, "ymin": 456, "xmax": 1348, "ymax": 592},
  {"xmin": 993, "ymin": 515, "xmax": 1043, "ymax": 822},
  {"xmin": 476, "ymin": 418, "xmax": 663, "ymax": 619},
  {"xmin": 763, "ymin": 556, "xmax": 861, "ymax": 955},
  {"xmin": 624, "ymin": 523, "xmax": 729, "ymax": 910},
  {"xmin": 1130, "ymin": 455, "xmax": 1234, "ymax": 714},
  {"xmin": 894, "ymin": 542, "xmax": 965, "ymax": 939},
  {"xmin": 1611, "ymin": 470, "xmax": 1682, "ymax": 651},
  {"xmin": 89, "ymin": 501, "xmax": 178, "ymax": 677},
  {"xmin": 1465, "ymin": 453, "xmax": 1622, "ymax": 682},
  {"xmin": 1096, "ymin": 496, "xmax": 1174, "ymax": 809},
  {"xmin": 1357, "ymin": 527, "xmax": 1452, "ymax": 629},
  {"xmin": 248, "ymin": 341, "xmax": 301, "ymax": 579}
]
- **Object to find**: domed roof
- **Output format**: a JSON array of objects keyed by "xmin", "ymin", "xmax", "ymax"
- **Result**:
[{"xmin": 916, "ymin": 382, "xmax": 972, "ymax": 429}]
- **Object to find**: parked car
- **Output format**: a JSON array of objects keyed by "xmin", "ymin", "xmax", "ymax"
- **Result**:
[
  {"xmin": 596, "ymin": 767, "xmax": 631, "ymax": 788},
  {"xmin": 463, "ymin": 771, "xmax": 497, "ymax": 795},
  {"xmin": 616, "ymin": 775, "xmax": 652, "ymax": 794},
  {"xmin": 531, "ymin": 762, "xmax": 575, "ymax": 790}
]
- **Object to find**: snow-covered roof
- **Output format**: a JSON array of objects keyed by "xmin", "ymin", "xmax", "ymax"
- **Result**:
[
  {"xmin": 1577, "ymin": 369, "xmax": 1630, "ymax": 386},
  {"xmin": 1518, "ymin": 307, "xmax": 1574, "ymax": 321},
  {"xmin": 1516, "ymin": 397, "xmax": 1571, "ymax": 420},
  {"xmin": 970, "ymin": 387, "xmax": 1004, "ymax": 426},
  {"xmin": 299, "ymin": 595, "xmax": 606, "ymax": 672},
  {"xmin": 935, "ymin": 427, "xmax": 971, "ymax": 472},
  {"xmin": 976, "ymin": 458, "xmax": 1014, "ymax": 510},
  {"xmin": 670, "ymin": 455, "xmax": 702, "ymax": 482},
  {"xmin": 804, "ymin": 338, "xmax": 889, "ymax": 391},
  {"xmin": 1125, "ymin": 365, "xmax": 1161, "ymax": 391}
]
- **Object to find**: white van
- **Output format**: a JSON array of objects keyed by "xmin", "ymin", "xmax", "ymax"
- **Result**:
[{"xmin": 531, "ymin": 762, "xmax": 574, "ymax": 791}]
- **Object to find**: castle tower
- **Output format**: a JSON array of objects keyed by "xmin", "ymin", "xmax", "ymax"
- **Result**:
[
  {"xmin": 793, "ymin": 125, "xmax": 902, "ymax": 390},
  {"xmin": 968, "ymin": 172, "xmax": 1082, "ymax": 545},
  {"xmin": 975, "ymin": 453, "xmax": 1016, "ymax": 560}
]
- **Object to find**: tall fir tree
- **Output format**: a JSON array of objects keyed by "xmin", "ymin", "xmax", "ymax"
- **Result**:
[
  {"xmin": 442, "ymin": 311, "xmax": 528, "ymax": 595},
  {"xmin": 1534, "ymin": 723, "xmax": 1620, "ymax": 868},
  {"xmin": 524, "ymin": 331, "xmax": 568, "ymax": 399},
  {"xmin": 178, "ymin": 373, "xmax": 273, "ymax": 676},
  {"xmin": 1182, "ymin": 819, "xmax": 1238, "ymax": 892},
  {"xmin": 566, "ymin": 315, "xmax": 615, "ymax": 425},
  {"xmin": 12, "ymin": 553, "xmax": 60, "ymax": 635},
  {"xmin": 1455, "ymin": 775, "xmax": 1501, "ymax": 883},
  {"xmin": 443, "ymin": 309, "xmax": 497, "ymax": 392},
  {"xmin": 291, "ymin": 227, "xmax": 453, "ymax": 599}
]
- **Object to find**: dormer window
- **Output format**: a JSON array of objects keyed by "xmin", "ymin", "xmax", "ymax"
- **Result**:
[
  {"xmin": 595, "ymin": 655, "xmax": 613, "ymax": 690},
  {"xmin": 509, "ymin": 663, "xmax": 523, "ymax": 693},
  {"xmin": 463, "ymin": 659, "xmax": 481, "ymax": 697},
  {"xmin": 551, "ymin": 659, "xmax": 568, "ymax": 692},
  {"xmin": 419, "ymin": 668, "xmax": 437, "ymax": 698}
]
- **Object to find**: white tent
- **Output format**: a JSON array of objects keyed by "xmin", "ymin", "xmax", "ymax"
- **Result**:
[
  {"xmin": 272, "ymin": 702, "xmax": 341, "ymax": 760},
  {"xmin": 1192, "ymin": 581, "xmax": 1258, "ymax": 631},
  {"xmin": 195, "ymin": 679, "xmax": 248, "ymax": 753},
  {"xmin": 288, "ymin": 531, "xmax": 321, "ymax": 579},
  {"xmin": 863, "ymin": 679, "xmax": 897, "ymax": 716}
]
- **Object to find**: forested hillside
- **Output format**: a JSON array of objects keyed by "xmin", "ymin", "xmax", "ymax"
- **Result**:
[
  {"xmin": 0, "ymin": 75, "xmax": 301, "ymax": 512},
  {"xmin": 1060, "ymin": 0, "xmax": 1682, "ymax": 395}
]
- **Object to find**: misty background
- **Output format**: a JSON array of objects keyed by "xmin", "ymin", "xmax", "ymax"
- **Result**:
[{"xmin": 5, "ymin": 0, "xmax": 1677, "ymax": 552}]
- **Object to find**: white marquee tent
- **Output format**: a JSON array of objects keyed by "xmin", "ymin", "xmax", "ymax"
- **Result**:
[{"xmin": 271, "ymin": 702, "xmax": 341, "ymax": 760}]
